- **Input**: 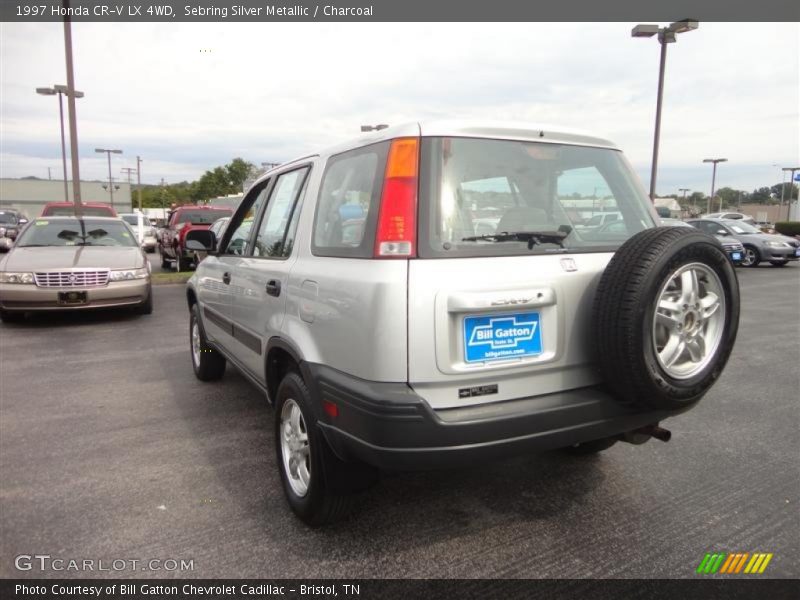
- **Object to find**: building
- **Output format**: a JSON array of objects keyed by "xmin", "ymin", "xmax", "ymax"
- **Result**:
[{"xmin": 0, "ymin": 178, "xmax": 132, "ymax": 218}]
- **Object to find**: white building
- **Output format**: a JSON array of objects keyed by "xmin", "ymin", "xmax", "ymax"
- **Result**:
[{"xmin": 0, "ymin": 178, "xmax": 131, "ymax": 218}]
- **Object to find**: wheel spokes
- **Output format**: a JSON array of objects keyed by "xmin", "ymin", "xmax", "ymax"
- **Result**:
[
  {"xmin": 686, "ymin": 336, "xmax": 705, "ymax": 363},
  {"xmin": 659, "ymin": 336, "xmax": 686, "ymax": 368},
  {"xmin": 700, "ymin": 291, "xmax": 721, "ymax": 318},
  {"xmin": 680, "ymin": 269, "xmax": 699, "ymax": 304}
]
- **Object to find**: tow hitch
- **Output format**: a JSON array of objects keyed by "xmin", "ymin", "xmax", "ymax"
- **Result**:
[{"xmin": 620, "ymin": 424, "xmax": 672, "ymax": 445}]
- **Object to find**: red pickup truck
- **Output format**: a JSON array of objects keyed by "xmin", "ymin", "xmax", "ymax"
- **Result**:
[{"xmin": 158, "ymin": 205, "xmax": 232, "ymax": 271}]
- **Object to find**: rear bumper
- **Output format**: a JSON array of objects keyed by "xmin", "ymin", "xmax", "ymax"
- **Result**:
[
  {"xmin": 0, "ymin": 279, "xmax": 150, "ymax": 311},
  {"xmin": 305, "ymin": 363, "xmax": 689, "ymax": 470}
]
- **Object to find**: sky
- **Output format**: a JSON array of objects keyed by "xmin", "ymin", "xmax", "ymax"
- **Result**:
[{"xmin": 0, "ymin": 21, "xmax": 798, "ymax": 196}]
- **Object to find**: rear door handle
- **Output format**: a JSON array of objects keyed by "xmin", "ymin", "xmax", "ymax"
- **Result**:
[
  {"xmin": 266, "ymin": 279, "xmax": 281, "ymax": 297},
  {"xmin": 222, "ymin": 272, "xmax": 231, "ymax": 285}
]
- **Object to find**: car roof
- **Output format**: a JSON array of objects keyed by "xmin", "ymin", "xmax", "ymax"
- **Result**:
[
  {"xmin": 174, "ymin": 205, "xmax": 232, "ymax": 210},
  {"xmin": 33, "ymin": 216, "xmax": 123, "ymax": 221},
  {"xmin": 255, "ymin": 121, "xmax": 620, "ymax": 189},
  {"xmin": 43, "ymin": 201, "xmax": 112, "ymax": 207}
]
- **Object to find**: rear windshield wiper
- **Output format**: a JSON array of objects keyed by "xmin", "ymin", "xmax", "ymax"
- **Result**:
[{"xmin": 462, "ymin": 226, "xmax": 572, "ymax": 249}]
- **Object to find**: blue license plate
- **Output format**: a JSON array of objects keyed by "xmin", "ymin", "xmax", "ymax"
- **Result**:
[
  {"xmin": 463, "ymin": 312, "xmax": 542, "ymax": 363},
  {"xmin": 731, "ymin": 252, "xmax": 742, "ymax": 261}
]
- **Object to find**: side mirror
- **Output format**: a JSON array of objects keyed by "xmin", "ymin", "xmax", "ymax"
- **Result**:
[
  {"xmin": 185, "ymin": 229, "xmax": 216, "ymax": 251},
  {"xmin": 716, "ymin": 229, "xmax": 729, "ymax": 236}
]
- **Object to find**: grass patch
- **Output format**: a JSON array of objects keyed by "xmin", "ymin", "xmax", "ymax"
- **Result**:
[{"xmin": 151, "ymin": 271, "xmax": 193, "ymax": 285}]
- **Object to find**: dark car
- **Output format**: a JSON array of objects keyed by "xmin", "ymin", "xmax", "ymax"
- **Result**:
[
  {"xmin": 661, "ymin": 218, "xmax": 744, "ymax": 265},
  {"xmin": 687, "ymin": 219, "xmax": 799, "ymax": 267},
  {"xmin": 0, "ymin": 209, "xmax": 28, "ymax": 243},
  {"xmin": 158, "ymin": 205, "xmax": 233, "ymax": 271}
]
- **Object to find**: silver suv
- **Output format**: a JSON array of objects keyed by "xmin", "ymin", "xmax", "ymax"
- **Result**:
[{"xmin": 185, "ymin": 122, "xmax": 740, "ymax": 525}]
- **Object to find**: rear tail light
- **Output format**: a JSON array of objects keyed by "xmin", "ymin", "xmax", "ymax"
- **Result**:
[{"xmin": 374, "ymin": 137, "xmax": 419, "ymax": 258}]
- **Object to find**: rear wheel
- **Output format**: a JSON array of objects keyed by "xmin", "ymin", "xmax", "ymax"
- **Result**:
[
  {"xmin": 593, "ymin": 227, "xmax": 740, "ymax": 410},
  {"xmin": 561, "ymin": 437, "xmax": 617, "ymax": 455},
  {"xmin": 190, "ymin": 304, "xmax": 225, "ymax": 381},
  {"xmin": 741, "ymin": 246, "xmax": 760, "ymax": 267},
  {"xmin": 275, "ymin": 372, "xmax": 375, "ymax": 526}
]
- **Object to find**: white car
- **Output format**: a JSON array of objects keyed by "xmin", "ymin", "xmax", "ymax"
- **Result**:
[
  {"xmin": 704, "ymin": 212, "xmax": 756, "ymax": 225},
  {"xmin": 120, "ymin": 213, "xmax": 158, "ymax": 253}
]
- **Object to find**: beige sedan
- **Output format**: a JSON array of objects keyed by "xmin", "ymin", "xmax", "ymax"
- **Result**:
[{"xmin": 0, "ymin": 217, "xmax": 152, "ymax": 322}]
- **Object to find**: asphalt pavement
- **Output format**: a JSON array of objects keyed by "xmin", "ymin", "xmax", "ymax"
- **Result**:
[{"xmin": 1, "ymin": 264, "xmax": 798, "ymax": 579}]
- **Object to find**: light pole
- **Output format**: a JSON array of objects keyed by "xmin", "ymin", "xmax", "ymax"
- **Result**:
[
  {"xmin": 136, "ymin": 156, "xmax": 143, "ymax": 212},
  {"xmin": 632, "ymin": 20, "xmax": 699, "ymax": 201},
  {"xmin": 95, "ymin": 148, "xmax": 122, "ymax": 208},
  {"xmin": 782, "ymin": 167, "xmax": 800, "ymax": 221},
  {"xmin": 36, "ymin": 85, "xmax": 84, "ymax": 203},
  {"xmin": 121, "ymin": 167, "xmax": 137, "ymax": 210},
  {"xmin": 360, "ymin": 124, "xmax": 389, "ymax": 132},
  {"xmin": 703, "ymin": 158, "xmax": 727, "ymax": 214}
]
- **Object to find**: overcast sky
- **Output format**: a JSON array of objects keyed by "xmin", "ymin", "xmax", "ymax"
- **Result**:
[{"xmin": 1, "ymin": 21, "xmax": 797, "ymax": 195}]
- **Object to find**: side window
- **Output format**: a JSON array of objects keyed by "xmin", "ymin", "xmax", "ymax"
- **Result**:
[
  {"xmin": 221, "ymin": 182, "xmax": 270, "ymax": 256},
  {"xmin": 252, "ymin": 167, "xmax": 309, "ymax": 258},
  {"xmin": 312, "ymin": 141, "xmax": 389, "ymax": 258}
]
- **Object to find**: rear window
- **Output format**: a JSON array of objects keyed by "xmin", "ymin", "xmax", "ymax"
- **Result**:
[
  {"xmin": 312, "ymin": 141, "xmax": 389, "ymax": 258},
  {"xmin": 174, "ymin": 209, "xmax": 232, "ymax": 225},
  {"xmin": 418, "ymin": 137, "xmax": 656, "ymax": 258},
  {"xmin": 44, "ymin": 205, "xmax": 115, "ymax": 217}
]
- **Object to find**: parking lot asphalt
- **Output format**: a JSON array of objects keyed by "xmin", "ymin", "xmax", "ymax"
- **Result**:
[{"xmin": 1, "ymin": 264, "xmax": 798, "ymax": 579}]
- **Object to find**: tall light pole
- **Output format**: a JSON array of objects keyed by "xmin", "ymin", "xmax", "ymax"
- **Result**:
[
  {"xmin": 782, "ymin": 167, "xmax": 800, "ymax": 221},
  {"xmin": 36, "ymin": 85, "xmax": 84, "ymax": 203},
  {"xmin": 632, "ymin": 20, "xmax": 699, "ymax": 201},
  {"xmin": 95, "ymin": 148, "xmax": 122, "ymax": 208},
  {"xmin": 63, "ymin": 0, "xmax": 83, "ymax": 213},
  {"xmin": 360, "ymin": 124, "xmax": 389, "ymax": 132},
  {"xmin": 703, "ymin": 158, "xmax": 727, "ymax": 214}
]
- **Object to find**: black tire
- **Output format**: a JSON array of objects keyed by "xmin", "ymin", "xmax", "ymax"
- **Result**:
[
  {"xmin": 593, "ymin": 227, "xmax": 740, "ymax": 410},
  {"xmin": 159, "ymin": 248, "xmax": 171, "ymax": 270},
  {"xmin": 741, "ymin": 246, "xmax": 760, "ymax": 267},
  {"xmin": 190, "ymin": 304, "xmax": 225, "ymax": 381},
  {"xmin": 134, "ymin": 289, "xmax": 153, "ymax": 315},
  {"xmin": 769, "ymin": 261, "xmax": 787, "ymax": 267},
  {"xmin": 0, "ymin": 309, "xmax": 25, "ymax": 323},
  {"xmin": 275, "ymin": 372, "xmax": 375, "ymax": 526},
  {"xmin": 561, "ymin": 437, "xmax": 618, "ymax": 455}
]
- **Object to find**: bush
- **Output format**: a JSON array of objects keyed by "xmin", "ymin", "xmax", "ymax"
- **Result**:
[{"xmin": 774, "ymin": 221, "xmax": 800, "ymax": 237}]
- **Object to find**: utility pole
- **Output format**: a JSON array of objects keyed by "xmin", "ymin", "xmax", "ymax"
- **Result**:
[
  {"xmin": 679, "ymin": 187, "xmax": 690, "ymax": 216},
  {"xmin": 121, "ymin": 167, "xmax": 137, "ymax": 211},
  {"xmin": 63, "ymin": 0, "xmax": 83, "ymax": 214},
  {"xmin": 136, "ymin": 156, "xmax": 143, "ymax": 211},
  {"xmin": 703, "ymin": 158, "xmax": 727, "ymax": 215}
]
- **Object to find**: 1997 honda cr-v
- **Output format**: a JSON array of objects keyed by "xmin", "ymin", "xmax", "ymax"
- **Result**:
[{"xmin": 185, "ymin": 122, "xmax": 739, "ymax": 525}]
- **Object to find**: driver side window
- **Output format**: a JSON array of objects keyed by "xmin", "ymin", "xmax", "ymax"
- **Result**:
[{"xmin": 220, "ymin": 181, "xmax": 270, "ymax": 255}]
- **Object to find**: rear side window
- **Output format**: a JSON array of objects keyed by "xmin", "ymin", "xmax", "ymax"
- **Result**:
[
  {"xmin": 418, "ymin": 137, "xmax": 656, "ymax": 258},
  {"xmin": 312, "ymin": 141, "xmax": 389, "ymax": 258}
]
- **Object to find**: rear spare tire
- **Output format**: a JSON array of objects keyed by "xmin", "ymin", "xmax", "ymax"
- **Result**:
[{"xmin": 593, "ymin": 227, "xmax": 739, "ymax": 410}]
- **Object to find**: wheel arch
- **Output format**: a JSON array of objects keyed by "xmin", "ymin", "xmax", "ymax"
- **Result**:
[{"xmin": 265, "ymin": 337, "xmax": 305, "ymax": 405}]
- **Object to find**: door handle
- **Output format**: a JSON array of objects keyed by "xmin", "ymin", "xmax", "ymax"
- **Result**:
[
  {"xmin": 222, "ymin": 272, "xmax": 231, "ymax": 285},
  {"xmin": 266, "ymin": 279, "xmax": 281, "ymax": 297}
]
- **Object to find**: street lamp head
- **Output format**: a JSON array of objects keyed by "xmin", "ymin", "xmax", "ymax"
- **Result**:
[
  {"xmin": 668, "ymin": 20, "xmax": 699, "ymax": 34},
  {"xmin": 631, "ymin": 24, "xmax": 659, "ymax": 37},
  {"xmin": 36, "ymin": 87, "xmax": 57, "ymax": 95},
  {"xmin": 52, "ymin": 85, "xmax": 84, "ymax": 98},
  {"xmin": 703, "ymin": 158, "xmax": 728, "ymax": 164}
]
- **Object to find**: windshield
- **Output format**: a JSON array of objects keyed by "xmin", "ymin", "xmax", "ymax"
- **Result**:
[
  {"xmin": 419, "ymin": 137, "xmax": 656, "ymax": 257},
  {"xmin": 16, "ymin": 219, "xmax": 139, "ymax": 248},
  {"xmin": 175, "ymin": 209, "xmax": 232, "ymax": 225},
  {"xmin": 0, "ymin": 212, "xmax": 19, "ymax": 224},
  {"xmin": 121, "ymin": 214, "xmax": 144, "ymax": 226},
  {"xmin": 725, "ymin": 221, "xmax": 760, "ymax": 234},
  {"xmin": 44, "ymin": 205, "xmax": 115, "ymax": 217}
]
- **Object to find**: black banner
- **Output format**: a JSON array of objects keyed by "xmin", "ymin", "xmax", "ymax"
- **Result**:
[
  {"xmin": 2, "ymin": 579, "xmax": 799, "ymax": 600},
  {"xmin": 1, "ymin": 0, "xmax": 799, "ymax": 22}
]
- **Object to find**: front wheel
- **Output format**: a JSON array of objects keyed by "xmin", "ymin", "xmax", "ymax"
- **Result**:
[
  {"xmin": 741, "ymin": 246, "xmax": 760, "ymax": 267},
  {"xmin": 275, "ymin": 372, "xmax": 374, "ymax": 526},
  {"xmin": 190, "ymin": 304, "xmax": 225, "ymax": 381}
]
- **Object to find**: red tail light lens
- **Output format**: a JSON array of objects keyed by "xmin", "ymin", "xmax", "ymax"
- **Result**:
[{"xmin": 374, "ymin": 137, "xmax": 418, "ymax": 258}]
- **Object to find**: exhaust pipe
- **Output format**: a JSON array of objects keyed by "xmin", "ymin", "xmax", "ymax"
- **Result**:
[{"xmin": 620, "ymin": 424, "xmax": 672, "ymax": 444}]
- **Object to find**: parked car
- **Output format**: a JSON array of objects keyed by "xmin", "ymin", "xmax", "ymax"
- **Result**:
[
  {"xmin": 661, "ymin": 218, "xmax": 744, "ymax": 265},
  {"xmin": 185, "ymin": 122, "xmax": 740, "ymax": 525},
  {"xmin": 0, "ymin": 209, "xmax": 29, "ymax": 243},
  {"xmin": 40, "ymin": 202, "xmax": 117, "ymax": 217},
  {"xmin": 574, "ymin": 211, "xmax": 622, "ymax": 231},
  {"xmin": 0, "ymin": 216, "xmax": 152, "ymax": 322},
  {"xmin": 158, "ymin": 205, "xmax": 233, "ymax": 271},
  {"xmin": 119, "ymin": 212, "xmax": 158, "ymax": 253},
  {"xmin": 703, "ymin": 212, "xmax": 756, "ymax": 226},
  {"xmin": 687, "ymin": 219, "xmax": 800, "ymax": 267}
]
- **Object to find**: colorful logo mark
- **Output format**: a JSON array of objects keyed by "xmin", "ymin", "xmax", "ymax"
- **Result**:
[{"xmin": 696, "ymin": 552, "xmax": 773, "ymax": 575}]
